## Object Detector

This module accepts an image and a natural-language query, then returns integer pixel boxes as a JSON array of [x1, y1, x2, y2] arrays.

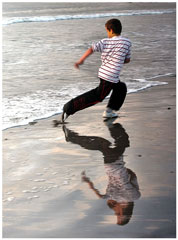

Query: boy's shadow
[[62, 120, 141, 226]]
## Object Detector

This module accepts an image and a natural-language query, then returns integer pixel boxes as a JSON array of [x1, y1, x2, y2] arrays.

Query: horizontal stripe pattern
[[92, 36, 131, 83]]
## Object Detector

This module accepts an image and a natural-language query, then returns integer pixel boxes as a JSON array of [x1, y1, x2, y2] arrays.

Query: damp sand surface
[[3, 75, 176, 238]]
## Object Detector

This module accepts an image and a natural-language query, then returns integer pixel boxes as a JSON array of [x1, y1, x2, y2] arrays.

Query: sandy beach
[[3, 74, 176, 238]]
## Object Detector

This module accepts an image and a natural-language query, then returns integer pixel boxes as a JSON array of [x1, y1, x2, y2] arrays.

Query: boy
[[61, 18, 131, 122]]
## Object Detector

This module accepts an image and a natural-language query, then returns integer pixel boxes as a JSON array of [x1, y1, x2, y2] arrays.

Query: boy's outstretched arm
[[81, 171, 104, 198], [74, 47, 93, 69]]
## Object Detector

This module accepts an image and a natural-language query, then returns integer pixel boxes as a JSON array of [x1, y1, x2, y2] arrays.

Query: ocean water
[[2, 3, 176, 129]]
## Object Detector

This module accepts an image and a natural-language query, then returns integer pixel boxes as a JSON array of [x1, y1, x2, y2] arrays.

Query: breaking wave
[[3, 9, 175, 26]]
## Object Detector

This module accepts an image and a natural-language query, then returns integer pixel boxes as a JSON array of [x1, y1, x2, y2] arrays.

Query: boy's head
[[107, 200, 134, 226], [105, 18, 122, 37]]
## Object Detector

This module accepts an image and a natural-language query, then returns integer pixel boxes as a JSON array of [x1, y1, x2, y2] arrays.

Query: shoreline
[[2, 74, 176, 238], [2, 72, 175, 131]]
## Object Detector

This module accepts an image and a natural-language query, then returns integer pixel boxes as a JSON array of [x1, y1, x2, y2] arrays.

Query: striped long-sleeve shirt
[[92, 36, 131, 83]]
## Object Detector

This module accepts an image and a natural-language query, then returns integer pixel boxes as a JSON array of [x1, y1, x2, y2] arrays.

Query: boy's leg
[[63, 79, 113, 116], [107, 81, 127, 111]]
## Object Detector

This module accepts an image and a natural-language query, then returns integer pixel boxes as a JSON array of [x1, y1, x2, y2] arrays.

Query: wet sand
[[2, 75, 176, 238]]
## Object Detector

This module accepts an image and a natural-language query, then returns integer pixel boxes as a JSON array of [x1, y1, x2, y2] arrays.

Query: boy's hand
[[74, 60, 84, 69], [74, 47, 93, 69], [124, 58, 130, 64]]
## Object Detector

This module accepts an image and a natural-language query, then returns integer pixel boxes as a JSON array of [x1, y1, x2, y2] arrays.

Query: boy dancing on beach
[[62, 18, 131, 122]]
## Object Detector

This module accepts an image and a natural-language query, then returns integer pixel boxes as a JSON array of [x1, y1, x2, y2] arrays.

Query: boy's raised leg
[[63, 79, 113, 118]]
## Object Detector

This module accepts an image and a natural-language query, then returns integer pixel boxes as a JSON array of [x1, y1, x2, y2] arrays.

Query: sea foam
[[3, 9, 175, 25]]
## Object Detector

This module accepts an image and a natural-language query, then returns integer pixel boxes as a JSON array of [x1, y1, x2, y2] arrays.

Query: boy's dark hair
[[105, 18, 122, 34]]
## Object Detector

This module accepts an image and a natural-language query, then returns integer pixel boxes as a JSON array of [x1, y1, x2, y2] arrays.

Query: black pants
[[63, 78, 127, 116]]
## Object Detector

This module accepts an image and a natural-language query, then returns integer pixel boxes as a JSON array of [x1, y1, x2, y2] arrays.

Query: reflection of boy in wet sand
[[62, 121, 141, 225]]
